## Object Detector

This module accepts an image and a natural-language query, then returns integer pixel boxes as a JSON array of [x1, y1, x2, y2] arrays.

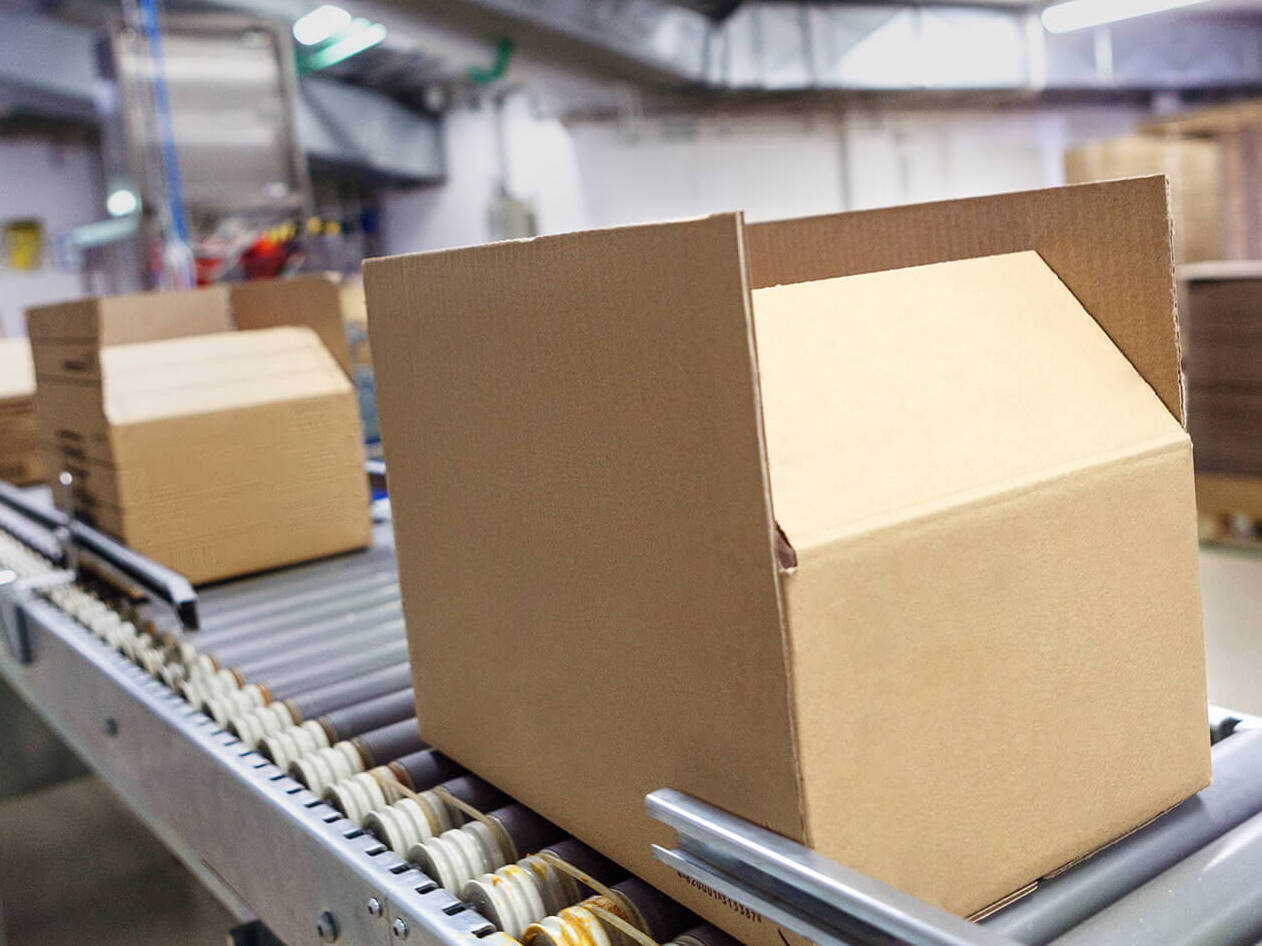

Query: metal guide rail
[[3, 485, 1262, 946]]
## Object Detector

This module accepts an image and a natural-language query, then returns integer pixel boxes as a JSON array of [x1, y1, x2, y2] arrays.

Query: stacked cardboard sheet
[[0, 338, 43, 486], [1180, 262, 1262, 521], [1064, 134, 1221, 263], [26, 275, 370, 584], [366, 178, 1209, 946]]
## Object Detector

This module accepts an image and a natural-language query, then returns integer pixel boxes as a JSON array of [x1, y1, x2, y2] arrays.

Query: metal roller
[[201, 638, 410, 725], [256, 682, 416, 762], [987, 728, 1262, 944], [1047, 808, 1262, 946], [235, 668, 413, 749]]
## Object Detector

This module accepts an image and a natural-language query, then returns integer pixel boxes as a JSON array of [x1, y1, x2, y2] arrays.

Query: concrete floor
[[0, 545, 1258, 945], [0, 775, 236, 946], [1200, 543, 1262, 716]]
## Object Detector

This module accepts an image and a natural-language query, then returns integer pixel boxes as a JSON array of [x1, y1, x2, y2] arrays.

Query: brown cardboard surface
[[27, 288, 370, 583], [230, 274, 353, 376], [366, 181, 1209, 943], [744, 176, 1185, 425], [366, 215, 803, 943], [1064, 136, 1220, 263], [1196, 471, 1262, 519], [752, 252, 1187, 550], [25, 287, 233, 343]]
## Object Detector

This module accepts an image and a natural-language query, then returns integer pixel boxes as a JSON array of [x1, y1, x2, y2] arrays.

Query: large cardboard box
[[366, 177, 1209, 944], [27, 274, 369, 583], [0, 338, 43, 486], [1065, 134, 1220, 263]]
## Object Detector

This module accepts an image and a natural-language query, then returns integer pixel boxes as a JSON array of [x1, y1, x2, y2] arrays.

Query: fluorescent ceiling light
[[293, 5, 352, 46], [1041, 0, 1212, 32], [106, 187, 139, 217]]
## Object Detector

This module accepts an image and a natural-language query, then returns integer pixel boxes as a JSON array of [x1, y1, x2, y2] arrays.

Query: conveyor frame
[[0, 593, 492, 946]]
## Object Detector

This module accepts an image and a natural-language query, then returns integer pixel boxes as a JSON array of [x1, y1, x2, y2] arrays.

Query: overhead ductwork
[[422, 0, 1262, 92]]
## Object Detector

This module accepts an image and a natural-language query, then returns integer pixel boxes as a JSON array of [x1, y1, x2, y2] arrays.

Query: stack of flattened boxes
[[366, 177, 1209, 946], [0, 338, 43, 486], [1180, 261, 1262, 531], [26, 274, 370, 584]]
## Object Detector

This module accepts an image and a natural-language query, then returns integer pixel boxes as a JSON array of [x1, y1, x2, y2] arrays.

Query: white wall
[[0, 134, 101, 337], [381, 67, 1149, 258]]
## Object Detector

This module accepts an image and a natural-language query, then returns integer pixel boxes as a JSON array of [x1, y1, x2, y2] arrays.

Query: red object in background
[[241, 231, 296, 280]]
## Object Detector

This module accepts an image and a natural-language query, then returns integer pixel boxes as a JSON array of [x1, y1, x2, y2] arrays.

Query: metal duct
[[435, 0, 1262, 91], [0, 9, 443, 182]]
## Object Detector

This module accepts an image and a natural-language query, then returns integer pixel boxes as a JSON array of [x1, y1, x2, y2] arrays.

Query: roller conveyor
[[3, 479, 1262, 946]]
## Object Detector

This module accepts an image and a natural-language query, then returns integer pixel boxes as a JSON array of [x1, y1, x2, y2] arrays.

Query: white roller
[[204, 685, 266, 726], [524, 905, 616, 946], [365, 798, 438, 856], [232, 703, 298, 747], [464, 859, 576, 940], [326, 771, 392, 825], [291, 741, 364, 794], [412, 821, 505, 895], [261, 720, 330, 770]]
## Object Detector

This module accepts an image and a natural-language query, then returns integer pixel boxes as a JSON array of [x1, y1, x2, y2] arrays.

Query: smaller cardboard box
[[26, 275, 369, 583], [0, 338, 44, 486], [367, 177, 1209, 946]]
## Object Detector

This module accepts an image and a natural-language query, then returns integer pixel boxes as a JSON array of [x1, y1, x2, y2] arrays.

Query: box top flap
[[754, 252, 1188, 553], [0, 338, 34, 403], [229, 273, 353, 376], [745, 177, 1184, 425], [26, 286, 233, 344], [99, 326, 351, 425], [364, 214, 807, 854]]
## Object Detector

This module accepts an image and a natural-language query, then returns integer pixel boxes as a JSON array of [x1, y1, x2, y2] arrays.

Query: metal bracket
[[0, 568, 75, 664], [646, 788, 1019, 946]]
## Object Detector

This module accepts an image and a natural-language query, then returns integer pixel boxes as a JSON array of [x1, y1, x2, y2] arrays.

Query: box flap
[[752, 252, 1188, 552], [99, 327, 351, 425], [229, 274, 353, 376], [745, 178, 1184, 425], [364, 214, 806, 871], [0, 338, 35, 404]]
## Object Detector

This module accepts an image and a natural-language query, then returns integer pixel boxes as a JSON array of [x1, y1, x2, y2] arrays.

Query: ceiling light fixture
[[293, 5, 352, 46]]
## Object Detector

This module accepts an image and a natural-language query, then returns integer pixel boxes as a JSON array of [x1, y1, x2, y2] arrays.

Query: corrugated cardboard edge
[[744, 176, 1185, 427], [735, 215, 812, 851]]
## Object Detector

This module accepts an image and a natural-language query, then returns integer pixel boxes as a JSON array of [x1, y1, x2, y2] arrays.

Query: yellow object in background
[[3, 218, 44, 271]]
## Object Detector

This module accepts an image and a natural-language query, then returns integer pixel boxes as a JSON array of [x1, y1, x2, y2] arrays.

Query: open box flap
[[745, 176, 1184, 426], [751, 251, 1189, 555], [365, 213, 807, 881]]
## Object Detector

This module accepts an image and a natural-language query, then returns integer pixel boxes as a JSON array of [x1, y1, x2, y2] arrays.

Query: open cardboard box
[[365, 177, 1210, 946], [26, 274, 369, 584], [0, 337, 43, 486]]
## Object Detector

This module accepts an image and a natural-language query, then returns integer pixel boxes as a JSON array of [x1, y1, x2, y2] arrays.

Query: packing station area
[[6, 2, 1262, 946]]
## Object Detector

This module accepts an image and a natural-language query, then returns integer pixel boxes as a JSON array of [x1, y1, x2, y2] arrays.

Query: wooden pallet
[[1197, 473, 1262, 549]]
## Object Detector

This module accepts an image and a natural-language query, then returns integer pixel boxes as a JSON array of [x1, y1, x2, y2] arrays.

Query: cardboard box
[[1065, 134, 1220, 262], [0, 338, 45, 486], [365, 177, 1209, 944], [27, 276, 369, 584], [1179, 262, 1262, 513]]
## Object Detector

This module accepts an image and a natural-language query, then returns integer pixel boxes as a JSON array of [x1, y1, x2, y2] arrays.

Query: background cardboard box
[[1064, 134, 1220, 263], [0, 338, 45, 486], [1179, 262, 1262, 522], [26, 276, 369, 584], [365, 178, 1208, 946]]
